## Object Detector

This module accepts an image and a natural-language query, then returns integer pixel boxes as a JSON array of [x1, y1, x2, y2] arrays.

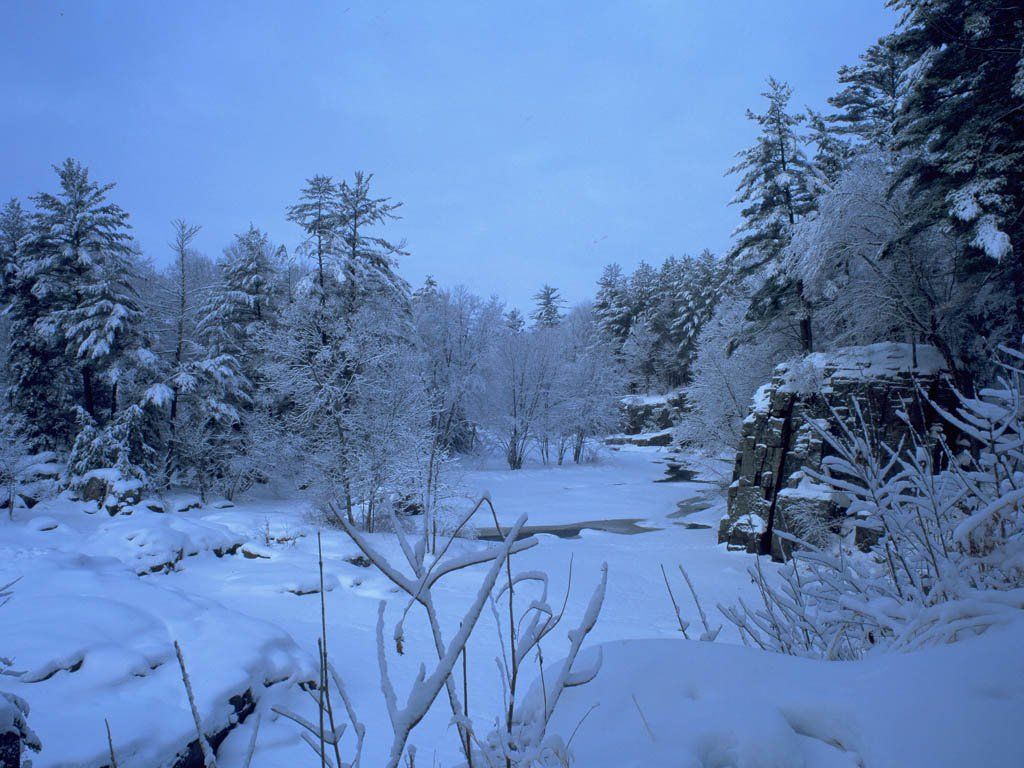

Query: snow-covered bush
[[310, 497, 607, 768], [721, 343, 1024, 658], [65, 405, 159, 505]]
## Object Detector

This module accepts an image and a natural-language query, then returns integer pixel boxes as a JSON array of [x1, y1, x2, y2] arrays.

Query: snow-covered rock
[[721, 343, 956, 557]]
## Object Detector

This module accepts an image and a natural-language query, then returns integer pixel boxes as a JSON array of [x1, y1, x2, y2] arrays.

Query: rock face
[[619, 392, 685, 435], [719, 343, 957, 559]]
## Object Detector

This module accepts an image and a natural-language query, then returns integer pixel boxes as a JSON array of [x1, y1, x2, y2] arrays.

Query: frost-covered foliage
[[677, 294, 794, 453], [722, 343, 1024, 659], [472, 303, 623, 470], [326, 497, 607, 768]]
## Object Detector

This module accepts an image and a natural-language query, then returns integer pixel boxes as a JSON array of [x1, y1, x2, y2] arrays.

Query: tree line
[[0, 168, 625, 531]]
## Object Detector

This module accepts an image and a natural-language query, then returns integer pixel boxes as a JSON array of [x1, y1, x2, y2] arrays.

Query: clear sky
[[1, 1, 896, 309]]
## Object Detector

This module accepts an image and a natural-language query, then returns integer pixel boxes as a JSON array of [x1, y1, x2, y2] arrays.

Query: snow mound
[[2, 552, 314, 767], [531, 628, 1024, 768], [83, 513, 245, 574]]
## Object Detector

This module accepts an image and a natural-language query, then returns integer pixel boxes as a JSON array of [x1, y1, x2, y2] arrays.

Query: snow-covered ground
[[2, 445, 1022, 766]]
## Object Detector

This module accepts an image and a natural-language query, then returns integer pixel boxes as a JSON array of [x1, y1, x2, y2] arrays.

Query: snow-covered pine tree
[[627, 260, 659, 320], [727, 78, 817, 353], [336, 171, 409, 315], [201, 224, 279, 378], [7, 160, 149, 447], [889, 0, 1024, 338], [286, 175, 341, 304], [671, 249, 725, 378], [190, 225, 280, 492], [0, 198, 28, 300], [268, 172, 424, 521], [531, 284, 565, 328], [806, 109, 852, 197], [505, 307, 526, 333], [828, 34, 905, 148], [150, 219, 221, 480], [646, 256, 690, 387], [593, 263, 631, 342]]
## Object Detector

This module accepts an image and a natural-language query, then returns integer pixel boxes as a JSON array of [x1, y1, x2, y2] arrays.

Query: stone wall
[[719, 343, 957, 559]]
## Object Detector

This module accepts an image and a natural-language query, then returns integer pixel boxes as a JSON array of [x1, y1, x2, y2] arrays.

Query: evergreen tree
[[10, 159, 145, 440], [621, 314, 659, 392], [806, 109, 852, 196], [0, 198, 28, 298], [671, 249, 725, 376], [286, 175, 341, 303], [594, 263, 631, 342], [889, 0, 1024, 335], [627, 261, 660, 320], [505, 307, 526, 333], [531, 284, 565, 328], [201, 224, 279, 372], [728, 78, 815, 276], [728, 79, 817, 352], [828, 34, 905, 147], [336, 171, 409, 314]]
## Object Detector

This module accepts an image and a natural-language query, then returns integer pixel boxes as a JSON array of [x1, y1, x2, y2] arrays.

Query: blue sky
[[1, 1, 895, 308]]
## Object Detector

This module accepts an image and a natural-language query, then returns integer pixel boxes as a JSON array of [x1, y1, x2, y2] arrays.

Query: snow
[[776, 342, 948, 395], [2, 445, 1021, 767], [620, 392, 676, 407], [532, 625, 1024, 768]]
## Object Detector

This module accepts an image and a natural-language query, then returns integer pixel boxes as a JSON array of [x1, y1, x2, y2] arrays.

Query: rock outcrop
[[719, 343, 957, 559], [619, 392, 685, 435]]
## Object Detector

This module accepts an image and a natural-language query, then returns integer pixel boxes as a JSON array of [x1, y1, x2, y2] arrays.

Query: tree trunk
[[573, 431, 585, 464], [82, 366, 95, 418]]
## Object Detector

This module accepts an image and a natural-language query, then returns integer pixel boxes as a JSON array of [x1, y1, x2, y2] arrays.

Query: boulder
[[81, 475, 108, 503], [720, 343, 957, 559]]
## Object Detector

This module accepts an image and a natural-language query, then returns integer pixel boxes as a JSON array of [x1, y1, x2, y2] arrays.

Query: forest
[[2, 1, 1023, 766]]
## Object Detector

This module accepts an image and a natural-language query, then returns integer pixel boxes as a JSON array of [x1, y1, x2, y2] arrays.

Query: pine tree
[[728, 79, 817, 352], [728, 78, 815, 276], [286, 175, 341, 303], [336, 171, 409, 314], [201, 224, 279, 369], [0, 199, 28, 299], [621, 314, 659, 393], [11, 159, 145, 438], [594, 263, 631, 342], [531, 284, 565, 328], [889, 0, 1024, 335], [671, 250, 725, 377], [806, 109, 852, 196], [828, 35, 905, 148], [627, 261, 660, 319], [504, 308, 526, 333]]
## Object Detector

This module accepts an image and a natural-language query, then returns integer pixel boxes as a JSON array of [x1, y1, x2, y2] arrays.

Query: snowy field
[[2, 445, 1023, 767]]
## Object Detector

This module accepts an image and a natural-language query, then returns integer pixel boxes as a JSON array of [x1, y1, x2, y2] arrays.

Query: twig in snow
[[678, 564, 721, 642], [241, 713, 261, 768], [174, 640, 217, 767], [660, 563, 690, 638], [104, 718, 119, 768], [630, 694, 656, 743]]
